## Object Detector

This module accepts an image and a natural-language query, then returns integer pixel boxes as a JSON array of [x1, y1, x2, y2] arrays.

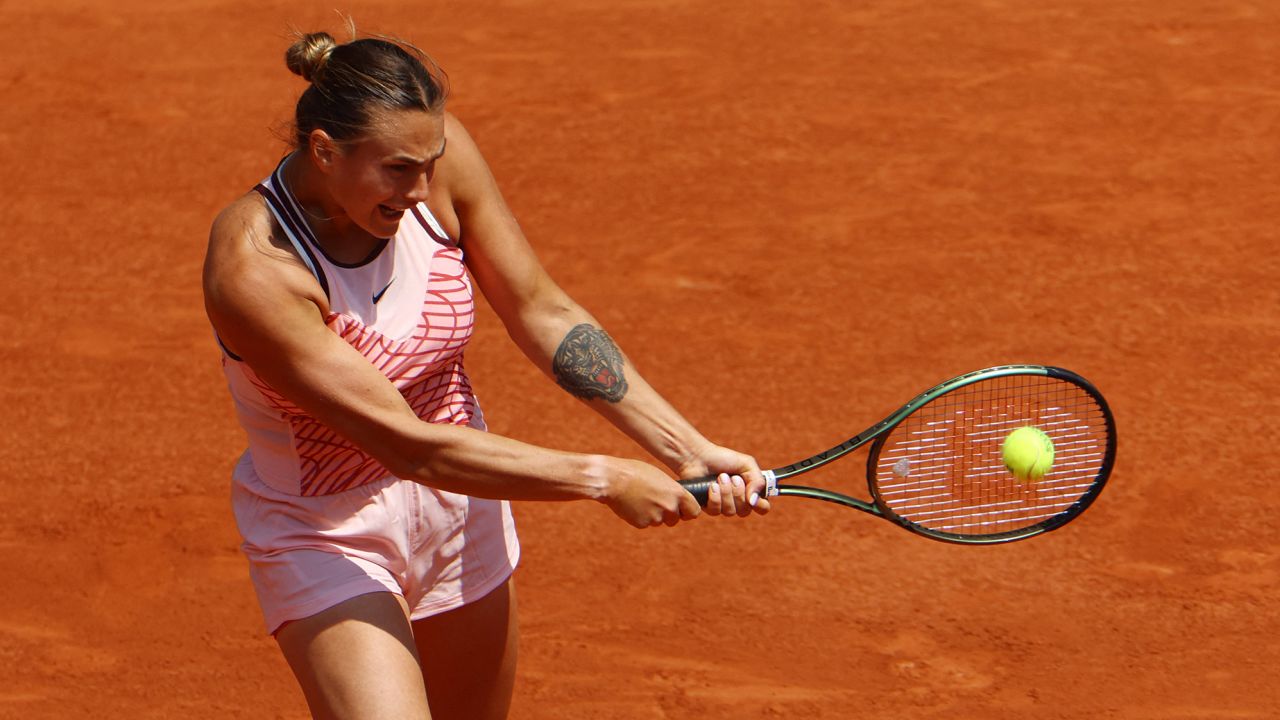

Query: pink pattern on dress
[[245, 247, 479, 496]]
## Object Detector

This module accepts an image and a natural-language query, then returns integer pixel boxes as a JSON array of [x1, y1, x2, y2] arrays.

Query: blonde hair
[[284, 26, 448, 148], [285, 31, 339, 83]]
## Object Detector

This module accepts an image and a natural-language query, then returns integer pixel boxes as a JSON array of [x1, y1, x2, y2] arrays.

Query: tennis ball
[[1001, 426, 1055, 482]]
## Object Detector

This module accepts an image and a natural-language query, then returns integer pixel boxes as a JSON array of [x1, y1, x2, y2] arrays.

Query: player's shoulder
[[209, 190, 306, 266], [204, 190, 315, 309], [441, 110, 470, 141], [210, 190, 272, 247], [437, 111, 498, 203]]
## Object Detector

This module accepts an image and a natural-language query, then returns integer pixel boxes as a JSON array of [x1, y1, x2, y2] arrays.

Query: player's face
[[325, 108, 446, 239]]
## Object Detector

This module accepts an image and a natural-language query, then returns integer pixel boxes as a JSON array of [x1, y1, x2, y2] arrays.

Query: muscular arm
[[442, 114, 734, 480], [201, 192, 697, 526], [552, 323, 628, 403]]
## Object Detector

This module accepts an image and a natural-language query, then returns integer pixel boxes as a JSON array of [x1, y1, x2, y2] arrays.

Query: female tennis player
[[202, 27, 769, 720]]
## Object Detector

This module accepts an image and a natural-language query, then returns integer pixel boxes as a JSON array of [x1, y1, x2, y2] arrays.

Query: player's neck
[[281, 152, 380, 260]]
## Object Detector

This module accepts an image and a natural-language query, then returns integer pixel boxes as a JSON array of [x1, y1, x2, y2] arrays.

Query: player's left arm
[[439, 112, 768, 515]]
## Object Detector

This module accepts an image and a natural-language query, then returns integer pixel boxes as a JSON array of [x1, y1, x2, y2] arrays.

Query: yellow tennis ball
[[1001, 426, 1055, 482]]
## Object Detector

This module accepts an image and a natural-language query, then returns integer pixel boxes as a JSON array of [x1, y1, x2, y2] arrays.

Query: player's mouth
[[378, 204, 408, 221]]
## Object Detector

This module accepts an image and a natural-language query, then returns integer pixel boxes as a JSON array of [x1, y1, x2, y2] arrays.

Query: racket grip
[[679, 477, 717, 507], [679, 471, 777, 507]]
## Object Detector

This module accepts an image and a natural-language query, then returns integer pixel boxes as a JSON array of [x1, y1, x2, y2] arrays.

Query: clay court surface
[[2, 0, 1278, 717]]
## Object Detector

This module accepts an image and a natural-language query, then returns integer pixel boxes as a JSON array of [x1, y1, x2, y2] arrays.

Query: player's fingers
[[704, 474, 723, 516], [663, 506, 682, 527], [717, 473, 738, 517], [731, 474, 751, 517], [678, 486, 701, 520], [651, 506, 671, 528], [738, 460, 771, 516], [746, 477, 771, 515]]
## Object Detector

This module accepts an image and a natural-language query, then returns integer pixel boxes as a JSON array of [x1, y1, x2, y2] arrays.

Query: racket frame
[[752, 364, 1116, 544]]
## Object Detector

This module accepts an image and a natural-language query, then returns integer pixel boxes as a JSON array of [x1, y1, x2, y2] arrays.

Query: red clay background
[[2, 0, 1277, 717]]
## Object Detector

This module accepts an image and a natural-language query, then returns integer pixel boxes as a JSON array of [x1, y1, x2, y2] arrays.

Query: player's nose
[[404, 173, 430, 203]]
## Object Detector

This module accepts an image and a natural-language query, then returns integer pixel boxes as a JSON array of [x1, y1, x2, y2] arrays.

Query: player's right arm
[[201, 194, 699, 528]]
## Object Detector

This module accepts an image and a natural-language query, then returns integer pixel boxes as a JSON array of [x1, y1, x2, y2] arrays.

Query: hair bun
[[285, 32, 338, 82]]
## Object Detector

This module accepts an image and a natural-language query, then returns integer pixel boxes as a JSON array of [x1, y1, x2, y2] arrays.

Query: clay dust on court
[[2, 1, 1276, 717]]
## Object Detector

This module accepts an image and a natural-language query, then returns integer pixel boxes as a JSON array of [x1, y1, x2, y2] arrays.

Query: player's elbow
[[369, 422, 471, 487], [503, 273, 570, 324], [377, 448, 426, 483]]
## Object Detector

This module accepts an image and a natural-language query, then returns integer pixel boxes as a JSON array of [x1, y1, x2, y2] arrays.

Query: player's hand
[[602, 458, 702, 529], [677, 444, 771, 517]]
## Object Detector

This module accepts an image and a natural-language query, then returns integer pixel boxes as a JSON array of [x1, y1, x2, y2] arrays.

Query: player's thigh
[[412, 579, 518, 720], [276, 591, 433, 720]]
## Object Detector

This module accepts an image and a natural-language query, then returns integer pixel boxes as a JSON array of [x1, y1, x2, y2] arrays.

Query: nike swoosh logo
[[372, 277, 395, 304]]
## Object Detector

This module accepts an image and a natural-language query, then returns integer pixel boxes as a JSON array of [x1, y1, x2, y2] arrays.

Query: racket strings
[[872, 375, 1110, 537]]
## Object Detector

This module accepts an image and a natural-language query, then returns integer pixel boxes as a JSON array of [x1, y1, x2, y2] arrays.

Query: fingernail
[[749, 492, 759, 507], [732, 475, 744, 488], [718, 473, 729, 483]]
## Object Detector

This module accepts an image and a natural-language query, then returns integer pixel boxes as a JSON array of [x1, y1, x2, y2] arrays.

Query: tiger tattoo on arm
[[552, 323, 629, 403]]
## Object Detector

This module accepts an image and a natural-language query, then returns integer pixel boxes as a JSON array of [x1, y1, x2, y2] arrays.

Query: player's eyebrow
[[390, 139, 447, 165]]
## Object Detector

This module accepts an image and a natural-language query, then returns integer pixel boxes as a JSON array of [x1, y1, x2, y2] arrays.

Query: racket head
[[865, 365, 1116, 544]]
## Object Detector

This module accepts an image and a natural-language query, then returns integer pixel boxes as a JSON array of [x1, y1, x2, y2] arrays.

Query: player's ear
[[308, 129, 340, 171]]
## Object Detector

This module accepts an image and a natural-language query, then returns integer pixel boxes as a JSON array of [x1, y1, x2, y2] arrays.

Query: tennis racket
[[681, 365, 1116, 544]]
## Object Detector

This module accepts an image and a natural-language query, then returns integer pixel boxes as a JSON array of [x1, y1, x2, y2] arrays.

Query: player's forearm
[[574, 366, 712, 476], [385, 422, 615, 501], [504, 299, 710, 473]]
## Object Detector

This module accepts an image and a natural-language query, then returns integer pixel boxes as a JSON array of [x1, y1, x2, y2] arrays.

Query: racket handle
[[679, 471, 778, 507], [679, 477, 717, 506]]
